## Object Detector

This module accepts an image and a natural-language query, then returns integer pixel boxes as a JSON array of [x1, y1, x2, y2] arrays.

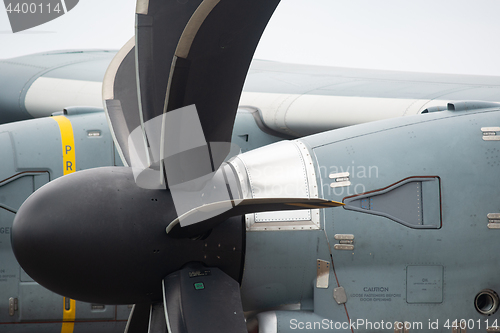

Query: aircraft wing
[[241, 60, 500, 137], [0, 50, 115, 124], [2, 50, 500, 141]]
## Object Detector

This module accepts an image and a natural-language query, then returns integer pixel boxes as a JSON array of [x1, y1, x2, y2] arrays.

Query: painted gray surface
[[0, 51, 116, 124], [241, 229, 329, 310], [70, 112, 115, 171], [0, 112, 128, 330], [245, 60, 500, 100], [230, 109, 285, 153], [42, 56, 112, 82], [406, 266, 444, 304], [238, 107, 499, 332], [344, 177, 441, 228], [305, 107, 500, 330], [5, 51, 500, 128]]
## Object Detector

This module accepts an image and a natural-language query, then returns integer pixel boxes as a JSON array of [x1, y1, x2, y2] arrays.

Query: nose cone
[[11, 167, 179, 304]]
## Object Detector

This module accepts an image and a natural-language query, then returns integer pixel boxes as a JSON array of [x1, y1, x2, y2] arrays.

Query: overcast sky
[[1, 0, 499, 76]]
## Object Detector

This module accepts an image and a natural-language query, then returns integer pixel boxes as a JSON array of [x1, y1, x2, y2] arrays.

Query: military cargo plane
[[1, 0, 500, 333]]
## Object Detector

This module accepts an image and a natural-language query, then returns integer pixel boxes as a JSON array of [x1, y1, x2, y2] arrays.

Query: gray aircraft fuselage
[[239, 105, 500, 332]]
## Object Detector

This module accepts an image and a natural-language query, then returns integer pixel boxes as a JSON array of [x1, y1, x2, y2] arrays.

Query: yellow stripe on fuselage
[[52, 116, 76, 175], [53, 115, 77, 333], [61, 297, 76, 333]]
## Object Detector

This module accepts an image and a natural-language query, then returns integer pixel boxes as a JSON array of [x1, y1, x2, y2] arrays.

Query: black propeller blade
[[125, 304, 151, 333], [103, 38, 141, 167], [135, 0, 206, 165], [160, 0, 282, 173], [148, 304, 168, 333], [135, 0, 205, 125], [125, 303, 168, 333], [163, 263, 247, 333], [167, 198, 344, 238]]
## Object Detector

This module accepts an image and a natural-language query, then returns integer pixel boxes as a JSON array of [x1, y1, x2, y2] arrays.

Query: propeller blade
[[125, 303, 168, 333], [103, 37, 142, 167], [160, 0, 281, 173], [135, 0, 205, 124], [125, 303, 151, 333], [167, 198, 344, 238], [148, 303, 168, 333], [135, 0, 205, 166], [163, 263, 247, 333], [133, 0, 281, 188]]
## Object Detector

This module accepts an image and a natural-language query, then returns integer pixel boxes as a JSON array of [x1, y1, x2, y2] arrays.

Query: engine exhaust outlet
[[475, 289, 499, 315]]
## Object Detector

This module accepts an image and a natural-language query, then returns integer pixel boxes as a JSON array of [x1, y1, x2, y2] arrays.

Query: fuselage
[[238, 105, 500, 332]]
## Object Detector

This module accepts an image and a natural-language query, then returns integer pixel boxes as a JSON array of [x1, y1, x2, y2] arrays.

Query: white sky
[[1, 0, 500, 76]]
